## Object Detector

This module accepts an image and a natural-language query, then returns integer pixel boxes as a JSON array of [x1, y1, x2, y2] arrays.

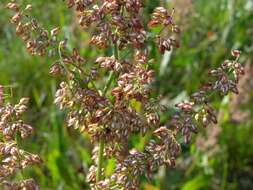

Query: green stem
[[102, 71, 114, 95], [113, 43, 119, 60], [96, 43, 119, 182], [58, 44, 69, 77], [15, 132, 25, 178], [96, 138, 104, 182]]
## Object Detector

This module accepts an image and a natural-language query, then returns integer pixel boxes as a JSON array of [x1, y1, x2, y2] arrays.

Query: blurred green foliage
[[0, 0, 253, 189]]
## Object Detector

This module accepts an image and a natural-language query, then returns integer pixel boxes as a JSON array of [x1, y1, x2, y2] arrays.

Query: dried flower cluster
[[7, 1, 244, 190], [0, 85, 42, 190], [6, 2, 61, 57], [173, 50, 244, 144], [148, 7, 180, 54], [230, 61, 252, 122]]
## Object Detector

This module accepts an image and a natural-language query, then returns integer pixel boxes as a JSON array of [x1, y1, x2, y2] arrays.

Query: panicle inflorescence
[[148, 7, 180, 54], [6, 2, 56, 56], [0, 85, 42, 190], [7, 1, 244, 189], [173, 50, 244, 144]]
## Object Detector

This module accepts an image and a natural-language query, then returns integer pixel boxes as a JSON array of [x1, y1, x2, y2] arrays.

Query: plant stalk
[[96, 42, 119, 182]]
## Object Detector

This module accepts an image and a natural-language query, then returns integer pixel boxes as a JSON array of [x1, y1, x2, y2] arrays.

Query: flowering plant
[[6, 1, 244, 189], [0, 85, 42, 189]]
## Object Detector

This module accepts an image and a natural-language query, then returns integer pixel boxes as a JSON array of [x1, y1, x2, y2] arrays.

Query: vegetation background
[[1, 0, 253, 189]]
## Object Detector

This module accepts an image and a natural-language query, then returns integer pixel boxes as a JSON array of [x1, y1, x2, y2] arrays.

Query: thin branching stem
[[96, 43, 119, 182]]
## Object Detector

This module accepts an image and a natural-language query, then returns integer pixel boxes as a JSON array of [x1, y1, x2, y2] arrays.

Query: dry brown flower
[[0, 86, 42, 190]]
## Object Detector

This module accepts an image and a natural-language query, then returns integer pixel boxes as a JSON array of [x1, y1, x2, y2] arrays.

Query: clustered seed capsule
[[0, 86, 41, 189], [149, 7, 180, 54], [209, 51, 244, 95], [67, 0, 148, 49], [6, 2, 63, 57], [172, 50, 243, 143]]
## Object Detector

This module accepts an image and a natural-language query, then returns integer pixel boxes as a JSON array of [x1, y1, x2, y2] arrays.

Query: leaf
[[182, 175, 209, 190]]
